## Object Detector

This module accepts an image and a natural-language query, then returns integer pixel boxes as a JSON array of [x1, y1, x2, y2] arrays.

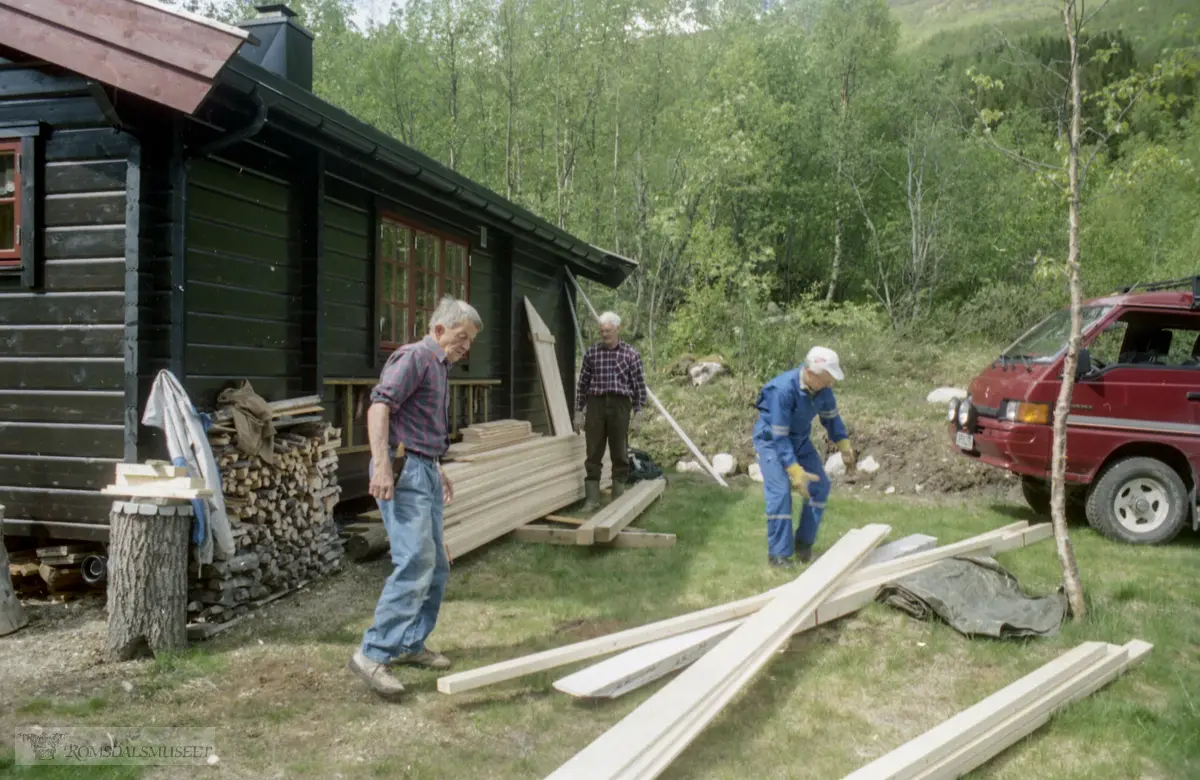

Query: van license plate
[[956, 432, 974, 451]]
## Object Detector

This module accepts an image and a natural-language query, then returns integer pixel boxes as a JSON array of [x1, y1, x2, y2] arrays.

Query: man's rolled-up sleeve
[[371, 350, 423, 410]]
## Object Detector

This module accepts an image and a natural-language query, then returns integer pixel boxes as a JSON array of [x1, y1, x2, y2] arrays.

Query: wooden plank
[[44, 193, 126, 227], [554, 533, 941, 700], [2, 517, 109, 542], [44, 160, 127, 194], [593, 479, 665, 544], [523, 297, 573, 437], [842, 642, 1112, 780], [0, 423, 122, 457], [100, 484, 212, 499], [0, 488, 111, 523], [437, 523, 1035, 696], [444, 480, 585, 559], [0, 455, 117, 490], [913, 640, 1153, 780], [43, 128, 131, 163], [45, 227, 125, 260], [0, 292, 123, 325], [0, 325, 122, 357], [116, 463, 188, 479], [0, 390, 123, 424], [511, 525, 676, 549], [0, 359, 123, 390], [545, 525, 891, 780], [44, 259, 126, 292]]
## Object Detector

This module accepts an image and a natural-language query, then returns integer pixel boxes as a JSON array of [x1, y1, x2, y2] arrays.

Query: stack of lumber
[[440, 435, 587, 558], [445, 419, 540, 460], [188, 398, 345, 627], [842, 639, 1152, 780]]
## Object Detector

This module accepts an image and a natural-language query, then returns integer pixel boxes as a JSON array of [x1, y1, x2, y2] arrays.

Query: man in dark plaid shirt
[[348, 295, 481, 701], [574, 310, 647, 510]]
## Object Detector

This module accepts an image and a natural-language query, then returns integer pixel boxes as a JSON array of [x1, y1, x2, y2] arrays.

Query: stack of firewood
[[188, 396, 346, 626]]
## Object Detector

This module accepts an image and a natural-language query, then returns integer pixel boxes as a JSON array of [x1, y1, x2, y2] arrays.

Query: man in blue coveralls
[[753, 346, 856, 567]]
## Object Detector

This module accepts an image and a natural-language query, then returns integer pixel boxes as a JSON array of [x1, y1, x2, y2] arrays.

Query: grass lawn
[[2, 475, 1197, 779]]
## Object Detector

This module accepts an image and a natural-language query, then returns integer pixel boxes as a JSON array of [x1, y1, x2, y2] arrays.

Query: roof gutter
[[187, 89, 268, 161]]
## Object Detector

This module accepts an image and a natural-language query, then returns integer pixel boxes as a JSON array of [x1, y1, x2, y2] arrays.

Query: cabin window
[[0, 140, 20, 269], [378, 213, 471, 350]]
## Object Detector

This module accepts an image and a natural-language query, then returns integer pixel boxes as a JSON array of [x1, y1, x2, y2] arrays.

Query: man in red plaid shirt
[[574, 310, 647, 510]]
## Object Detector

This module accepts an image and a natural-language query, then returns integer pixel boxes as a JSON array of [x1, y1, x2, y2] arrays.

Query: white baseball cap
[[804, 346, 844, 381]]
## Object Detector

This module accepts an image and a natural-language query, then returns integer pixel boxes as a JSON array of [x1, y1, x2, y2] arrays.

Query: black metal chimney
[[237, 4, 314, 91]]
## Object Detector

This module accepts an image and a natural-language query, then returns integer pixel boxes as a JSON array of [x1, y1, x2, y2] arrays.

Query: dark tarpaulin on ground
[[877, 555, 1068, 639]]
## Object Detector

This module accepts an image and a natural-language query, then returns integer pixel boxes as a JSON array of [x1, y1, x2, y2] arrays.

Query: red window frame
[[0, 140, 20, 268], [378, 212, 471, 351]]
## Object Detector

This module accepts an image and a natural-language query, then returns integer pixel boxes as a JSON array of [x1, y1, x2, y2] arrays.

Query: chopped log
[[345, 524, 389, 561], [106, 501, 192, 661]]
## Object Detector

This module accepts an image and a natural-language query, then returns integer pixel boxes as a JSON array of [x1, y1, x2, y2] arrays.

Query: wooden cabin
[[0, 1, 634, 543]]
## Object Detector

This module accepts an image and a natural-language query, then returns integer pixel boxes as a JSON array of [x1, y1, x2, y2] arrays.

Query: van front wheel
[[1085, 457, 1188, 545]]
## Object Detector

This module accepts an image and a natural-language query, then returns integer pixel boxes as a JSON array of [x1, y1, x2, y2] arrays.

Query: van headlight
[[1002, 401, 1051, 424], [957, 396, 972, 427], [947, 398, 960, 422]]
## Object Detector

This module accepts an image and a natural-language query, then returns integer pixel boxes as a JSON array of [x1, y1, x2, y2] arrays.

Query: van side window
[[1090, 311, 1200, 369], [1090, 321, 1128, 367]]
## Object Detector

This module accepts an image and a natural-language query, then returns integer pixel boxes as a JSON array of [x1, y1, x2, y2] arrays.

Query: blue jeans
[[360, 454, 449, 663], [754, 436, 831, 559]]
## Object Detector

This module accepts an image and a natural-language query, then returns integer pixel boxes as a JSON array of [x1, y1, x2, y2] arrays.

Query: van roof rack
[[1118, 276, 1200, 309]]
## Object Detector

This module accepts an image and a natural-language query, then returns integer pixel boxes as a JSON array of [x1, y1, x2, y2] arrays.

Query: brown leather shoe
[[348, 650, 406, 699]]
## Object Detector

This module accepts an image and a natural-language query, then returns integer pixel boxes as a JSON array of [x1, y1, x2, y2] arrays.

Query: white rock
[[857, 455, 880, 474], [712, 453, 737, 476], [885, 486, 896, 495], [689, 362, 726, 387], [675, 459, 703, 474], [748, 463, 763, 482], [927, 387, 967, 405], [825, 453, 846, 476]]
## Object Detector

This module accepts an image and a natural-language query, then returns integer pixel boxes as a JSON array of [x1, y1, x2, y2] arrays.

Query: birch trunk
[[1051, 0, 1087, 620]]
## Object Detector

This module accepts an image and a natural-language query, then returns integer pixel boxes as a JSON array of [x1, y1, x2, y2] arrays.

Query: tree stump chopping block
[[105, 501, 192, 661], [1, 504, 29, 637]]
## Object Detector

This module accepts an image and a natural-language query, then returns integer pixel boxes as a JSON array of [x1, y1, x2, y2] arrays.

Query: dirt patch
[[552, 617, 628, 641]]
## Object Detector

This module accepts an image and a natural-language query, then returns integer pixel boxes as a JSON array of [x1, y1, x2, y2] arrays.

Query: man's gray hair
[[429, 295, 483, 332], [598, 311, 622, 328]]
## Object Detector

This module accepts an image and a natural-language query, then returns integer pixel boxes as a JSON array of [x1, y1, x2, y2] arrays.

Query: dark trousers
[[585, 394, 632, 482]]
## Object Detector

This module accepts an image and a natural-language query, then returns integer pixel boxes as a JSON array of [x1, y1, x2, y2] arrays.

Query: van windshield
[[1000, 305, 1112, 363]]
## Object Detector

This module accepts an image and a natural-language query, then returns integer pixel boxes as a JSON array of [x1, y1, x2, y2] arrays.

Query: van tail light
[[1004, 401, 1051, 424]]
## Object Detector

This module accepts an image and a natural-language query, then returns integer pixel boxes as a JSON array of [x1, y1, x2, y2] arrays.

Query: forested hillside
[[179, 0, 1199, 376]]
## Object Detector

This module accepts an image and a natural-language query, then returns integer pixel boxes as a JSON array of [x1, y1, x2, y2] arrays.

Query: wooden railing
[[324, 378, 502, 455]]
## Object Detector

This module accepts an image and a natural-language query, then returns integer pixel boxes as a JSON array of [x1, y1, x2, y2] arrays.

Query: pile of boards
[[445, 420, 540, 459], [440, 435, 588, 558], [431, 520, 1149, 779]]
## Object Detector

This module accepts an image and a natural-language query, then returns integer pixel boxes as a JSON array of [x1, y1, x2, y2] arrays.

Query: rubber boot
[[611, 479, 626, 500], [583, 480, 601, 512]]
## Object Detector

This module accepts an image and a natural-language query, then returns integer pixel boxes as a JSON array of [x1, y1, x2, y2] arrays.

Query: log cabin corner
[[0, 0, 635, 543]]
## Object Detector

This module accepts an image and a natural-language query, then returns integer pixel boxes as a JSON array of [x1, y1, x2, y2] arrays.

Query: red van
[[948, 277, 1200, 545]]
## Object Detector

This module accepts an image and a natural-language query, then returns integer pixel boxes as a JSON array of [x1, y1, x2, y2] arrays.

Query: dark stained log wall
[[0, 58, 131, 540]]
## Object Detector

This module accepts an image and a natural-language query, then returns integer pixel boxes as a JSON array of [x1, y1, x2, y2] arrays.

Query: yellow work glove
[[786, 463, 820, 499], [837, 439, 856, 472]]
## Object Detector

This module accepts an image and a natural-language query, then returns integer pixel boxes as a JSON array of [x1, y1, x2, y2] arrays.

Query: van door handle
[[1188, 392, 1200, 402]]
